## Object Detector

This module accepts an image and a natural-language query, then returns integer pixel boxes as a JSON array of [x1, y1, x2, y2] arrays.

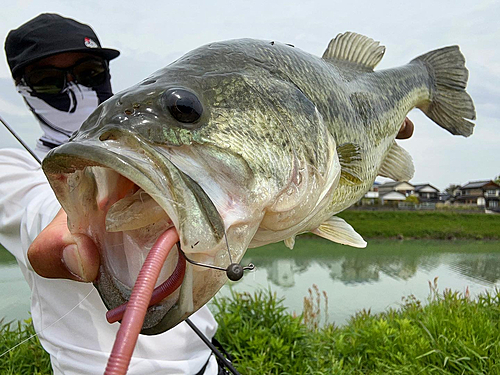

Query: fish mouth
[[42, 133, 228, 334]]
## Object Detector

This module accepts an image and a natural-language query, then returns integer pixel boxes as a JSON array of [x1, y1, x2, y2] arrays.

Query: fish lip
[[42, 139, 224, 333]]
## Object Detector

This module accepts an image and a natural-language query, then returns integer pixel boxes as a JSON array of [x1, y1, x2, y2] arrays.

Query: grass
[[337, 210, 500, 240], [213, 284, 500, 374], [2, 286, 500, 374], [0, 319, 51, 375]]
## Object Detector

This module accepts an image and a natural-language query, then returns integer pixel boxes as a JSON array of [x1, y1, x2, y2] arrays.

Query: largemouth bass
[[42, 32, 475, 334]]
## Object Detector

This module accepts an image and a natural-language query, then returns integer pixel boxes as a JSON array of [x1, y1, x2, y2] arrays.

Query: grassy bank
[[337, 210, 500, 240], [2, 286, 500, 374], [214, 287, 500, 374]]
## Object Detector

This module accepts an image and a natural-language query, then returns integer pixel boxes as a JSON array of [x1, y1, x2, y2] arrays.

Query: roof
[[378, 181, 399, 187], [413, 183, 440, 192], [460, 180, 500, 189], [378, 181, 415, 189]]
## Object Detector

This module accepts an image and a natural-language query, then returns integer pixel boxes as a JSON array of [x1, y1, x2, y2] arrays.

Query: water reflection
[[2, 239, 500, 325], [218, 238, 500, 324], [450, 254, 500, 285], [243, 238, 500, 288]]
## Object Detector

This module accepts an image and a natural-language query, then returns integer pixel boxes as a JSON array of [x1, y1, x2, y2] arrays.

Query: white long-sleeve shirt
[[0, 148, 218, 375]]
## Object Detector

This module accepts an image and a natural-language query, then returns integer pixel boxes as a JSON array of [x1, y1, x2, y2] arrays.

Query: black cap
[[5, 13, 120, 77]]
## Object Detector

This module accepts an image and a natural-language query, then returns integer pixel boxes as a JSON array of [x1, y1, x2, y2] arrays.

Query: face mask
[[17, 79, 113, 151]]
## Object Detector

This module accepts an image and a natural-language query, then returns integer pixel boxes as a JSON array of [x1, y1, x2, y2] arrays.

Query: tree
[[445, 184, 460, 196], [405, 195, 419, 204], [494, 175, 500, 184]]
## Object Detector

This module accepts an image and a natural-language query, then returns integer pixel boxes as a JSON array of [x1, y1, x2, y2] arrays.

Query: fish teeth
[[105, 189, 169, 232]]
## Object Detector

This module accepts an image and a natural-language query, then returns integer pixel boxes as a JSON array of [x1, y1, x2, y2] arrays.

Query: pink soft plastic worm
[[106, 245, 186, 323], [104, 228, 180, 375]]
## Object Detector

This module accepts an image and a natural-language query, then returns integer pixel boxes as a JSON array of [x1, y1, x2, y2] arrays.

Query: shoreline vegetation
[[1, 210, 499, 373], [213, 286, 500, 374], [338, 209, 500, 240], [2, 286, 500, 374]]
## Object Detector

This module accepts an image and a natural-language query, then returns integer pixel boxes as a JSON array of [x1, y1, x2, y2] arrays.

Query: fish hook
[[178, 242, 255, 281]]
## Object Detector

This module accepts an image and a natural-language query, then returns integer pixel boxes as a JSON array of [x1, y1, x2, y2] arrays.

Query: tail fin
[[412, 46, 476, 137]]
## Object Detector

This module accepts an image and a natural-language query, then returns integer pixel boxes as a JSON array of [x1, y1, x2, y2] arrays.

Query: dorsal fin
[[322, 32, 386, 71]]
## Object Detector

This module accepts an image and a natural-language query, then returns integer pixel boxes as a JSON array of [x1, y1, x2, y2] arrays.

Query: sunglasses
[[23, 58, 108, 95]]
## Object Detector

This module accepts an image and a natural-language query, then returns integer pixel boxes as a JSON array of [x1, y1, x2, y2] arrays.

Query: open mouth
[[42, 137, 226, 334], [88, 169, 187, 327]]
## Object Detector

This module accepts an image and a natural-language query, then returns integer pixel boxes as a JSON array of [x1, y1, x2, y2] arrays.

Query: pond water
[[1, 238, 500, 325]]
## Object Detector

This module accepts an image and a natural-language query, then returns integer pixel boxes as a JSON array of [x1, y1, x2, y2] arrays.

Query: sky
[[0, 0, 498, 191]]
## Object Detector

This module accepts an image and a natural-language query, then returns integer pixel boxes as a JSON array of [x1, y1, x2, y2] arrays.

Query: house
[[377, 181, 414, 204], [413, 183, 440, 203], [453, 180, 500, 209], [360, 181, 380, 205], [438, 192, 451, 202]]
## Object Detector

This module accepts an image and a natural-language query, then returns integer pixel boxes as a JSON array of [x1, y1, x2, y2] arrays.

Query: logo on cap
[[84, 37, 98, 48]]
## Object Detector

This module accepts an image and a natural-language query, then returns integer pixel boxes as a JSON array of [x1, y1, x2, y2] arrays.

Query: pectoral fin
[[378, 141, 414, 182], [311, 216, 367, 248], [338, 143, 363, 185]]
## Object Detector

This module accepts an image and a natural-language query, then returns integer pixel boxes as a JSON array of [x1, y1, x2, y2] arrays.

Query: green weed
[[0, 319, 51, 374], [2, 286, 500, 374], [213, 286, 500, 374]]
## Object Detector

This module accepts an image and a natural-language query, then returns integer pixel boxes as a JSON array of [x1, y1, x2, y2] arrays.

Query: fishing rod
[[0, 115, 41, 164], [0, 114, 241, 375]]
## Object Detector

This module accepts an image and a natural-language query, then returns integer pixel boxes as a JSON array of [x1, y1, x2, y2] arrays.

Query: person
[[0, 13, 221, 375]]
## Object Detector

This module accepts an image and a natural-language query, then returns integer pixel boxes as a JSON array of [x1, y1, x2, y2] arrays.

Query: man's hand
[[397, 117, 414, 139], [28, 209, 100, 282]]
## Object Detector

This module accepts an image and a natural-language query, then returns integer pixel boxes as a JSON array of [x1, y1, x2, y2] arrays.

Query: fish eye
[[162, 88, 203, 125]]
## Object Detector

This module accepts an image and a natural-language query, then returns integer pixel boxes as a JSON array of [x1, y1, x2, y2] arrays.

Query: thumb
[[28, 210, 100, 282]]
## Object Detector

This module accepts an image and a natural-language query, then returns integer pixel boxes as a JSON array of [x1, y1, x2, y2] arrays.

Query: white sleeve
[[0, 148, 60, 267], [0, 148, 219, 375]]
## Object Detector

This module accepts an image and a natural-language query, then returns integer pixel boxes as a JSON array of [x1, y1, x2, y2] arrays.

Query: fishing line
[[180, 246, 255, 282], [0, 287, 96, 359], [0, 114, 103, 360]]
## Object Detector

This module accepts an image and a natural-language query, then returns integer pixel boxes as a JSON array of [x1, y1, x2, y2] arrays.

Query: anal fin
[[311, 216, 367, 248]]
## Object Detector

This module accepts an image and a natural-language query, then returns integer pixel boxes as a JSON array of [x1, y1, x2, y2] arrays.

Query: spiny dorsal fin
[[322, 32, 386, 71], [337, 143, 363, 185], [378, 141, 415, 181], [311, 216, 367, 248]]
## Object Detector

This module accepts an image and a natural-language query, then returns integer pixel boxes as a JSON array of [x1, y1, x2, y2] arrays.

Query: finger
[[28, 210, 100, 282], [396, 117, 414, 139]]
